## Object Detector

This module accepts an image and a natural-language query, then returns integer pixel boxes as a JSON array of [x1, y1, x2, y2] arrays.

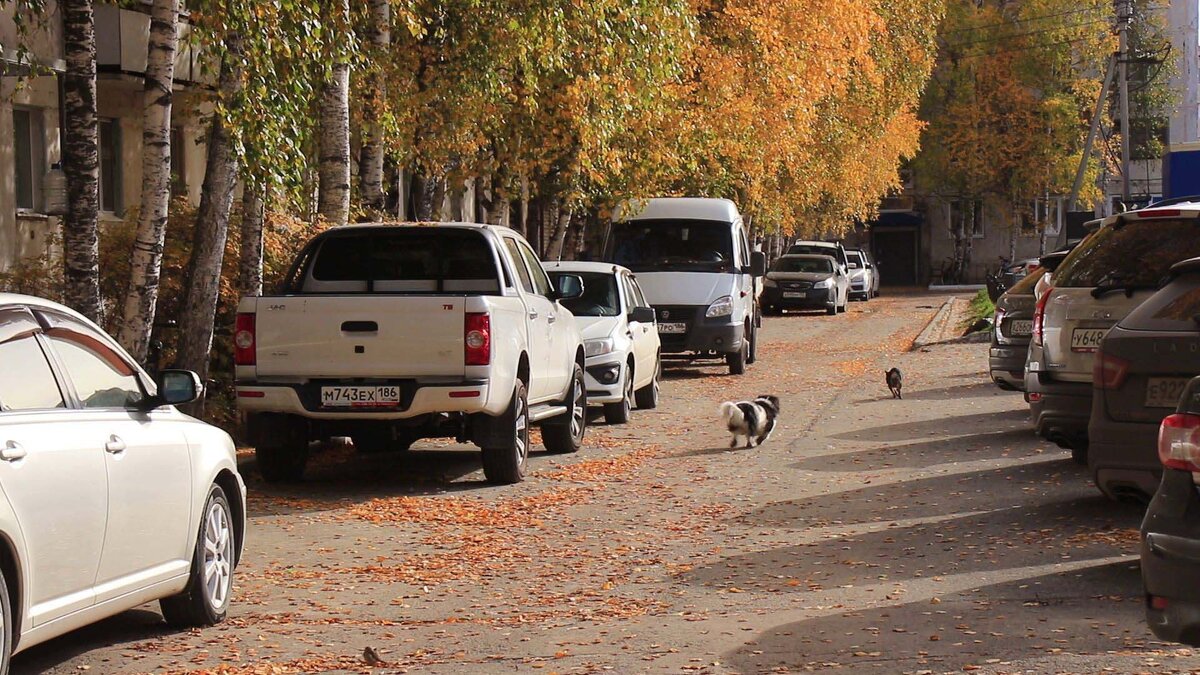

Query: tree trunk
[[239, 181, 265, 297], [546, 201, 571, 261], [174, 33, 243, 400], [61, 0, 103, 323], [358, 0, 389, 214], [448, 179, 465, 221], [317, 0, 351, 226], [117, 0, 180, 362], [410, 172, 439, 221]]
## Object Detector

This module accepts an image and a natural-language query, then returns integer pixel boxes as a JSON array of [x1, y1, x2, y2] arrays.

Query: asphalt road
[[16, 291, 1199, 674]]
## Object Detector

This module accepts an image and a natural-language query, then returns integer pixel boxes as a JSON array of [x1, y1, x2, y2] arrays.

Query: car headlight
[[584, 338, 615, 357], [763, 278, 778, 288], [705, 295, 734, 318], [813, 278, 833, 289]]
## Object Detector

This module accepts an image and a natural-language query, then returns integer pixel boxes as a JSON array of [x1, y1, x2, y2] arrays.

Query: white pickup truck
[[233, 223, 588, 484]]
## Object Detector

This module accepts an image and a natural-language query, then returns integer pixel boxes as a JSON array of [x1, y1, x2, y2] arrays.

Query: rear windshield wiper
[[1091, 283, 1155, 298]]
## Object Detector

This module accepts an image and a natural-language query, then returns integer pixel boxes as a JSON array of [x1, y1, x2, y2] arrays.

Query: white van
[[603, 198, 766, 375]]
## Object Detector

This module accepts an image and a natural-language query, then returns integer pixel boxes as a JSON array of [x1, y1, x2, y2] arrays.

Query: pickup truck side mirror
[[144, 369, 203, 409], [750, 251, 767, 277], [554, 273, 585, 300], [629, 306, 656, 324]]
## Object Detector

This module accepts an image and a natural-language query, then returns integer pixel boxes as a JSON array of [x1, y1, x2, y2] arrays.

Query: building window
[[170, 127, 187, 197], [13, 108, 45, 211], [98, 118, 121, 213], [948, 199, 984, 239]]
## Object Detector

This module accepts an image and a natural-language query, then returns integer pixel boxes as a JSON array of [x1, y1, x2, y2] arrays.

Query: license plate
[[1070, 328, 1108, 352], [320, 385, 401, 408], [782, 292, 804, 298], [1146, 378, 1190, 408], [1010, 319, 1033, 336], [658, 322, 687, 334]]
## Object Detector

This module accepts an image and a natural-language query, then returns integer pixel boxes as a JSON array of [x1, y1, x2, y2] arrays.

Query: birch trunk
[[411, 173, 438, 221], [317, 0, 351, 226], [117, 0, 180, 361], [238, 182, 265, 297], [61, 0, 103, 323], [174, 34, 243, 396], [359, 0, 389, 214], [546, 201, 571, 261], [448, 179, 465, 221]]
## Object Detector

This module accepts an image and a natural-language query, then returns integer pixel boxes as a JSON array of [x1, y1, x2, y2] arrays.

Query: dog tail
[[719, 401, 743, 428]]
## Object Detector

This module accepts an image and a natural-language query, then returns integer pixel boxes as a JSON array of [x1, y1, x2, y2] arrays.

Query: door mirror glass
[[629, 306, 656, 324], [554, 274, 585, 300], [157, 370, 202, 406], [750, 251, 767, 277]]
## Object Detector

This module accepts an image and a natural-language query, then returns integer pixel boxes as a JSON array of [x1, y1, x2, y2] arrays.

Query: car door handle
[[547, 313, 557, 323], [105, 435, 126, 454], [529, 310, 539, 320], [0, 441, 26, 462]]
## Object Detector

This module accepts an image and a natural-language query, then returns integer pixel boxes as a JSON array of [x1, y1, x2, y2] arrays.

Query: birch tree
[[358, 0, 390, 215], [61, 0, 103, 322], [238, 181, 265, 297], [117, 0, 180, 362], [317, 0, 352, 225]]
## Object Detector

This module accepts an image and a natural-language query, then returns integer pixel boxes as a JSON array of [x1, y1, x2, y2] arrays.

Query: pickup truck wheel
[[726, 335, 748, 375], [255, 443, 308, 483], [604, 368, 634, 425], [634, 357, 660, 409], [543, 364, 587, 453], [482, 381, 530, 484]]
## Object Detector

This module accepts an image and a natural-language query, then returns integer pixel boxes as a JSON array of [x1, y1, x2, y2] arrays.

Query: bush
[[965, 288, 995, 333]]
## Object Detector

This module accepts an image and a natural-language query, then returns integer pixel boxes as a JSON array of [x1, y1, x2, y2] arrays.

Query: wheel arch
[[0, 531, 23, 650], [213, 470, 245, 567], [517, 352, 530, 386]]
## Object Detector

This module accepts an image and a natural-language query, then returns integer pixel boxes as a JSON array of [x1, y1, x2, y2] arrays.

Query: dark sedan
[[761, 254, 848, 316]]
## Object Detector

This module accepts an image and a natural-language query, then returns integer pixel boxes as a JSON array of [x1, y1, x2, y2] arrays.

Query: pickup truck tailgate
[[255, 296, 466, 378]]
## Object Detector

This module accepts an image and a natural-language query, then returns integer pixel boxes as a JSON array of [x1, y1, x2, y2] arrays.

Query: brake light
[[1032, 287, 1053, 346], [234, 313, 256, 366], [1137, 209, 1182, 219], [1158, 413, 1200, 471], [1092, 350, 1130, 390], [465, 313, 491, 366]]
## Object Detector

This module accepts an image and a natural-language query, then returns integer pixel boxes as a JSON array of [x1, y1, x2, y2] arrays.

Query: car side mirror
[[750, 251, 767, 277], [150, 369, 203, 408], [629, 306, 656, 324], [554, 273, 585, 300], [866, 263, 874, 269]]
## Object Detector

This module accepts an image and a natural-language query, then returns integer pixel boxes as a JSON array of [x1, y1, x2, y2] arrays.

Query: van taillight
[[1158, 413, 1200, 471], [234, 313, 256, 366], [465, 313, 491, 366], [1092, 350, 1130, 390], [1032, 287, 1052, 346]]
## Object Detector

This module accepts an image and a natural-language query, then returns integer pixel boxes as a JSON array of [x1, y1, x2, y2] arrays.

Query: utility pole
[[1117, 0, 1133, 203]]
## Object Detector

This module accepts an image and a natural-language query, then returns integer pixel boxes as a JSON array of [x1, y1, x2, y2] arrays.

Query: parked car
[[235, 223, 588, 485], [787, 240, 849, 271], [1141, 375, 1200, 645], [1089, 257, 1200, 502], [605, 198, 766, 375], [762, 254, 849, 315], [544, 261, 661, 424], [1026, 201, 1200, 462], [990, 245, 1080, 391], [0, 294, 246, 672], [846, 248, 879, 300]]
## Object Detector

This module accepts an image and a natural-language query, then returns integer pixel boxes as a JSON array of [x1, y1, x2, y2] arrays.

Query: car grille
[[653, 305, 702, 351], [780, 281, 812, 291]]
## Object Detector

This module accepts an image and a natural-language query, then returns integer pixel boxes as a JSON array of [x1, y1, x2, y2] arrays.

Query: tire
[[161, 484, 236, 627], [604, 365, 634, 424], [826, 305, 837, 316], [1071, 445, 1088, 465], [746, 319, 758, 365], [0, 561, 11, 675], [481, 380, 531, 483], [544, 363, 588, 453], [255, 442, 308, 483], [726, 337, 748, 375], [634, 356, 661, 409]]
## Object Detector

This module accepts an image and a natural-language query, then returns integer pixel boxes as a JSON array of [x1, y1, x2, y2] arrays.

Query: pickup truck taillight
[[1159, 413, 1200, 471], [1031, 287, 1052, 346], [234, 313, 256, 366], [465, 313, 490, 366]]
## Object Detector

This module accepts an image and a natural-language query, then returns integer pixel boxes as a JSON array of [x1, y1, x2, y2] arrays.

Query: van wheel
[[482, 380, 530, 483], [161, 484, 235, 627], [544, 364, 587, 453], [826, 305, 837, 316], [746, 320, 758, 365], [604, 366, 633, 425], [727, 337, 748, 375], [635, 356, 661, 409], [0, 561, 11, 675]]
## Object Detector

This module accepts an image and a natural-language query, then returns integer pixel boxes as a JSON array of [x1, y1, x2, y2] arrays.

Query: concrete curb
[[911, 297, 956, 350]]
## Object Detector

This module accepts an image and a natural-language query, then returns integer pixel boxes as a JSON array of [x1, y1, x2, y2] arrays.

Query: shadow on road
[[792, 428, 1044, 471], [11, 609, 169, 675], [724, 558, 1146, 674], [831, 409, 1029, 443], [857, 381, 1005, 402]]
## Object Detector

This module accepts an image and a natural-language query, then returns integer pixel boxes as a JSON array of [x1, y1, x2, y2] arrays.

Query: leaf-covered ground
[[14, 292, 1198, 674]]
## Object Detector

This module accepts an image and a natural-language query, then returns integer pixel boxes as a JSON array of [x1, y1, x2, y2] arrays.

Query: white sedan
[[0, 294, 246, 671], [545, 262, 661, 424]]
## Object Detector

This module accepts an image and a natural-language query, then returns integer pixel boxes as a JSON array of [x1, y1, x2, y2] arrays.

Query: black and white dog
[[719, 395, 781, 449]]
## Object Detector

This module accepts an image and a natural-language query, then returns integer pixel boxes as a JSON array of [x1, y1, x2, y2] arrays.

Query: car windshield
[[772, 257, 832, 274], [846, 252, 864, 268], [1008, 267, 1047, 295], [549, 271, 621, 317], [788, 244, 839, 260], [1053, 218, 1200, 288], [608, 219, 735, 273]]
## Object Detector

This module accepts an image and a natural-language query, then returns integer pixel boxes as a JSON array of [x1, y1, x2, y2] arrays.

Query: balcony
[[95, 3, 206, 84]]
